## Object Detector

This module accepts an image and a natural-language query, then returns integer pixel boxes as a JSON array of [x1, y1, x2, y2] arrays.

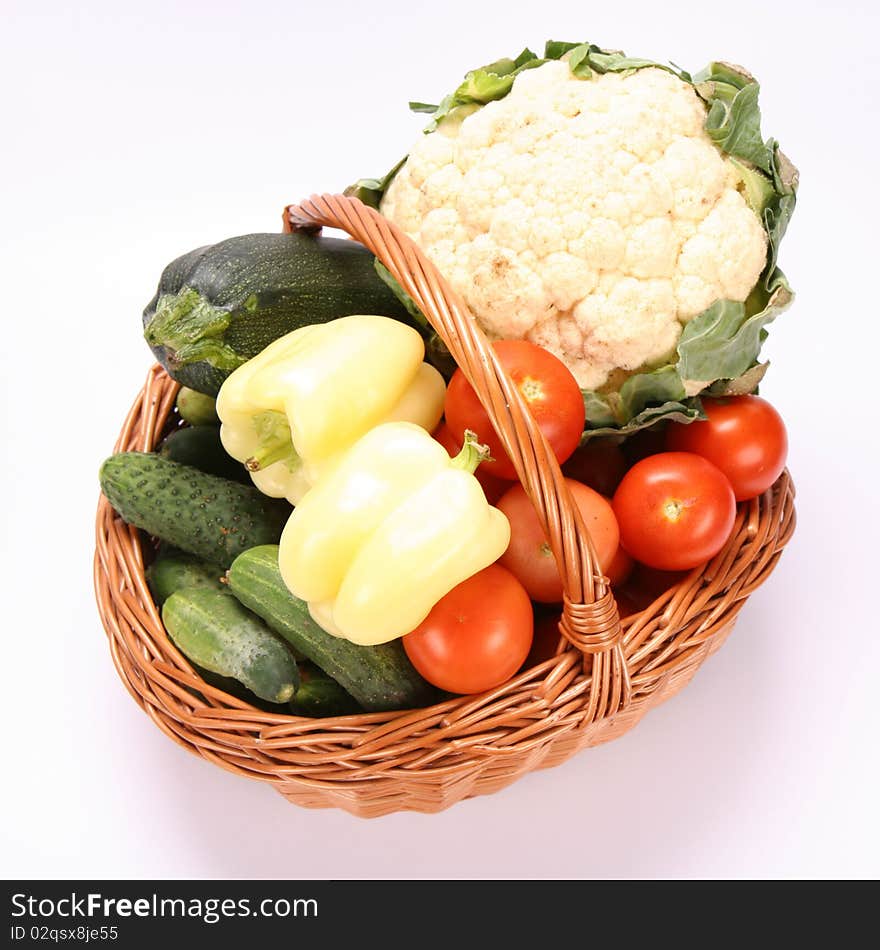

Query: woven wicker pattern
[[93, 195, 796, 817]]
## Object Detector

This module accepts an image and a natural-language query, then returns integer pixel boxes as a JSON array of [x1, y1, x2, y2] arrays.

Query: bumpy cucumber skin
[[162, 588, 299, 703], [289, 664, 361, 718], [176, 388, 220, 426], [143, 233, 412, 395], [99, 452, 290, 568], [194, 665, 288, 711], [227, 546, 436, 712], [159, 425, 249, 483], [146, 551, 225, 605]]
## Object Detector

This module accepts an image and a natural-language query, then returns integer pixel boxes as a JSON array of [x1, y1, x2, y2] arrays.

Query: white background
[[2, 0, 878, 880]]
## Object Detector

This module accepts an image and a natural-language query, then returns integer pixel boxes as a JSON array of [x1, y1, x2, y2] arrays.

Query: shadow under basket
[[93, 194, 796, 818]]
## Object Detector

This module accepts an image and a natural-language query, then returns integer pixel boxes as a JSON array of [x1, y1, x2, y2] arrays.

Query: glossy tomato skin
[[497, 479, 620, 603], [403, 564, 533, 694], [445, 340, 586, 481], [612, 452, 736, 571], [432, 423, 507, 505], [526, 610, 564, 668], [562, 439, 628, 497], [605, 544, 634, 588], [666, 395, 788, 501]]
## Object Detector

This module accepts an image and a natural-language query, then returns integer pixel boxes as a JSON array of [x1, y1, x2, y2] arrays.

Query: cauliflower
[[352, 42, 797, 430]]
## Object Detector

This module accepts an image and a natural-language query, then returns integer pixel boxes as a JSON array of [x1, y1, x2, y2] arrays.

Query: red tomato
[[433, 423, 507, 504], [562, 439, 628, 496], [621, 424, 668, 466], [606, 545, 634, 588], [666, 395, 788, 501], [497, 479, 620, 603], [612, 452, 736, 571], [432, 422, 461, 457], [445, 340, 586, 481], [527, 610, 564, 667], [403, 564, 533, 694]]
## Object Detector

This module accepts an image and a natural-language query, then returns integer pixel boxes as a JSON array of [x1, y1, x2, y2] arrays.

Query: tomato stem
[[663, 499, 684, 522], [663, 496, 697, 522], [519, 376, 543, 402]]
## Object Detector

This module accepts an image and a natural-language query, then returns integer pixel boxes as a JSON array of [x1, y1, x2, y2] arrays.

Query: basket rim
[[93, 193, 796, 815], [95, 364, 796, 738]]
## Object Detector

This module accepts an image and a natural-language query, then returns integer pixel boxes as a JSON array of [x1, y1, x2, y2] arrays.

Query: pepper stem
[[450, 429, 493, 475], [245, 410, 301, 473]]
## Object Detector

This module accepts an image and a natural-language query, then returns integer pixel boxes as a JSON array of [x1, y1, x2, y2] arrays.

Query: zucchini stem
[[145, 287, 244, 370]]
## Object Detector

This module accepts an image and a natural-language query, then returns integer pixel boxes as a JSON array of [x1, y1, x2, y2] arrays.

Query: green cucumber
[[193, 666, 276, 707], [158, 425, 249, 483], [227, 546, 436, 712], [176, 387, 219, 426], [142, 232, 413, 395], [193, 665, 295, 712], [99, 452, 290, 568], [163, 588, 299, 704], [290, 665, 361, 718], [147, 549, 304, 662], [146, 551, 225, 605]]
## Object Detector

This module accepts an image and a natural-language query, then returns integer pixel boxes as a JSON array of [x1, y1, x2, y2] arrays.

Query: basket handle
[[283, 195, 631, 720]]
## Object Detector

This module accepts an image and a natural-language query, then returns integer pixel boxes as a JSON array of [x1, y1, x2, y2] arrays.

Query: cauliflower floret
[[381, 61, 768, 389]]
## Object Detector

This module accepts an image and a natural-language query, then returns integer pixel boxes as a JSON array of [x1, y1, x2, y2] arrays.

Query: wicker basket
[[93, 194, 796, 818]]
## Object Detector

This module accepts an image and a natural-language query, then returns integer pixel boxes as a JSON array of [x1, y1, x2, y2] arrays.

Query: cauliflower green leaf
[[348, 39, 798, 437], [693, 63, 772, 173], [677, 276, 791, 390], [582, 400, 705, 440], [583, 368, 691, 435], [581, 271, 791, 438]]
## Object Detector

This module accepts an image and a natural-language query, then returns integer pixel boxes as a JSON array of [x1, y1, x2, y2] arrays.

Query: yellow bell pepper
[[216, 315, 446, 503], [278, 422, 511, 645]]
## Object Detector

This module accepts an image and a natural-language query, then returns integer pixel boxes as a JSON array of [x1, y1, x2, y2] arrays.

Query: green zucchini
[[99, 452, 290, 568], [142, 232, 412, 395], [158, 425, 249, 483], [176, 387, 219, 426], [163, 588, 299, 704], [146, 550, 225, 605], [227, 546, 436, 712]]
